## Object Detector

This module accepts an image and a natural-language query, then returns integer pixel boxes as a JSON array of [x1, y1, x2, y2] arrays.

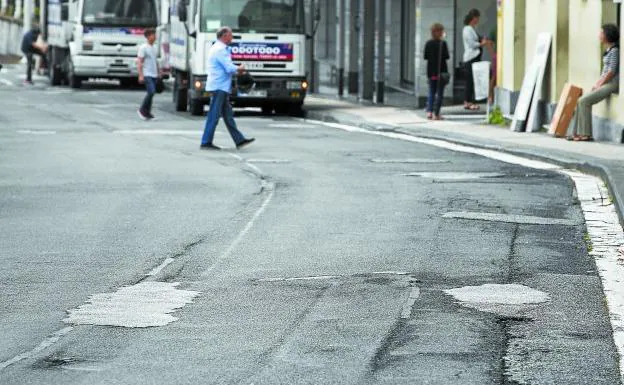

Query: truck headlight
[[287, 80, 307, 90], [194, 80, 203, 90], [82, 40, 93, 51]]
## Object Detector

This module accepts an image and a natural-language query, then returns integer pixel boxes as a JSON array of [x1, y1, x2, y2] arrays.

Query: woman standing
[[570, 24, 620, 141], [424, 23, 450, 120], [462, 9, 488, 110]]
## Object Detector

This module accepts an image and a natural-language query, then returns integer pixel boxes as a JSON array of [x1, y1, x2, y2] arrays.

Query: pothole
[[64, 282, 200, 328], [445, 283, 549, 316], [403, 172, 505, 180]]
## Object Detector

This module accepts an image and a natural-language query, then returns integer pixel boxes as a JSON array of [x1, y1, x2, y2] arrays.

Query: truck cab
[[46, 0, 161, 88], [169, 0, 309, 115]]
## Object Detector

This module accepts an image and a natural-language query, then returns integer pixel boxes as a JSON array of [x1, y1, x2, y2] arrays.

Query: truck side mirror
[[177, 0, 188, 23]]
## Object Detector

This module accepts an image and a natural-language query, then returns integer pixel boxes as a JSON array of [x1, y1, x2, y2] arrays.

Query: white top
[[462, 25, 481, 62], [138, 43, 158, 78]]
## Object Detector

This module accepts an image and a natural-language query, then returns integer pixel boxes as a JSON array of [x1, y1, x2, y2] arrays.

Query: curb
[[306, 109, 624, 227]]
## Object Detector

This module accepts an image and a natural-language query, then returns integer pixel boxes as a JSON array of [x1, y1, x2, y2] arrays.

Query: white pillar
[[1, 0, 8, 16], [14, 0, 22, 19], [23, 0, 32, 29]]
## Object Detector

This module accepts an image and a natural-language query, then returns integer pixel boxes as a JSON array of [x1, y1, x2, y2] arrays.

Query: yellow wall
[[500, 0, 525, 91], [568, 0, 622, 124], [525, 0, 569, 104]]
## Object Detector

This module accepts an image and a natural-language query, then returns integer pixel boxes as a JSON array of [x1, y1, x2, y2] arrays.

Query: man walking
[[137, 28, 159, 120], [200, 26, 255, 150], [21, 26, 47, 85]]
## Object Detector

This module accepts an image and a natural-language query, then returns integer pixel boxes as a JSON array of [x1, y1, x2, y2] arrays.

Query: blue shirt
[[206, 40, 238, 92]]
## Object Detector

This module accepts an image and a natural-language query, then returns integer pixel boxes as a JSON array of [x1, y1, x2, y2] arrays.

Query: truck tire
[[274, 104, 289, 115], [49, 48, 62, 86], [261, 105, 273, 115], [289, 102, 304, 117], [68, 60, 82, 89], [189, 97, 204, 116], [173, 75, 187, 111]]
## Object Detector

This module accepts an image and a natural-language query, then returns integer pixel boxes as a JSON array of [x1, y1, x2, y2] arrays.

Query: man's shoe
[[147, 113, 155, 120], [236, 138, 255, 149], [137, 109, 148, 120], [200, 143, 221, 150]]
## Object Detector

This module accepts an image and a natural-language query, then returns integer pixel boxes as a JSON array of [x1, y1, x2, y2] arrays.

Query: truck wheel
[[68, 61, 82, 89], [173, 76, 187, 111], [189, 98, 204, 116], [288, 102, 304, 117], [49, 48, 62, 86], [274, 104, 289, 115], [261, 105, 273, 115]]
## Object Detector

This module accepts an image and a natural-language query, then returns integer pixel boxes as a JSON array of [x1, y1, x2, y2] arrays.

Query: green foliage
[[487, 106, 507, 126]]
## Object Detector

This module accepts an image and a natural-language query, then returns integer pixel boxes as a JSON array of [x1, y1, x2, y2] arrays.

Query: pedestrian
[[21, 26, 47, 85], [424, 23, 450, 120], [462, 8, 488, 111], [200, 26, 255, 150], [137, 28, 159, 120], [569, 24, 620, 142]]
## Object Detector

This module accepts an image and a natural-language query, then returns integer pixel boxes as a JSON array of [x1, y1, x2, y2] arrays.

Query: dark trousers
[[24, 48, 46, 82], [201, 90, 246, 145], [463, 56, 481, 104], [140, 77, 157, 115], [426, 79, 446, 116]]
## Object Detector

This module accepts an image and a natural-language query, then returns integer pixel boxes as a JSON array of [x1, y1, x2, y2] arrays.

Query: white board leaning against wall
[[510, 33, 552, 132]]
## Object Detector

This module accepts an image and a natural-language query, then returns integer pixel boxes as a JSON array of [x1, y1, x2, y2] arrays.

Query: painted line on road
[[308, 118, 624, 381], [0, 78, 14, 87], [199, 155, 274, 277], [400, 287, 421, 319], [147, 257, 175, 277], [0, 327, 74, 370]]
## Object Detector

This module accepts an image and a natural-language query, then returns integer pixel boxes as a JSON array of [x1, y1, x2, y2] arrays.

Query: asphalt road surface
[[0, 66, 622, 384]]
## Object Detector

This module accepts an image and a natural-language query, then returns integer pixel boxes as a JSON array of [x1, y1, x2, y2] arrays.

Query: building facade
[[314, 0, 623, 143]]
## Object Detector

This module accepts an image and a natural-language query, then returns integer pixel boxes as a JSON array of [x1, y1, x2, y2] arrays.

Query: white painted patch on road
[[400, 287, 421, 319], [0, 327, 74, 370], [443, 211, 579, 226], [0, 78, 14, 86], [312, 118, 624, 381], [64, 282, 200, 328], [269, 123, 317, 129], [446, 284, 549, 305], [404, 172, 505, 180]]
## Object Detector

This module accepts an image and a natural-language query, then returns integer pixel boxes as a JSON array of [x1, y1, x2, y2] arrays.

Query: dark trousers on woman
[[463, 56, 480, 104], [426, 79, 445, 116]]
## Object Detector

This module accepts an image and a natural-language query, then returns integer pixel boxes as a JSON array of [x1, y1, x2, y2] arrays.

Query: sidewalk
[[304, 94, 624, 224]]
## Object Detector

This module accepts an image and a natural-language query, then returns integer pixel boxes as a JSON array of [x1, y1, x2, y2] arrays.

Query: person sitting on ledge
[[569, 23, 619, 142]]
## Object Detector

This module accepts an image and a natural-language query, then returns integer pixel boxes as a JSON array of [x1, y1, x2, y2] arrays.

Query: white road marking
[[269, 123, 317, 128], [400, 287, 421, 319], [370, 158, 450, 164], [404, 172, 505, 180], [113, 130, 199, 135], [0, 327, 74, 370], [247, 159, 291, 164], [146, 257, 175, 277], [0, 78, 14, 86], [311, 118, 624, 381], [64, 282, 200, 328], [442, 211, 580, 226], [17, 130, 57, 135]]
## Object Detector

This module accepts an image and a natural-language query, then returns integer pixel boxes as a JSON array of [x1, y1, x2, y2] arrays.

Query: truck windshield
[[200, 0, 304, 34], [82, 0, 157, 27]]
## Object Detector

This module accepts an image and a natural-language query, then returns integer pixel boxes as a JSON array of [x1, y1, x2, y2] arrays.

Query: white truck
[[44, 0, 162, 88], [168, 0, 311, 115]]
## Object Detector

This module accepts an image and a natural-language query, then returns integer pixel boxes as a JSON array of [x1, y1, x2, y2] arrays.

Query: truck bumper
[[189, 76, 308, 106], [72, 55, 138, 78]]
